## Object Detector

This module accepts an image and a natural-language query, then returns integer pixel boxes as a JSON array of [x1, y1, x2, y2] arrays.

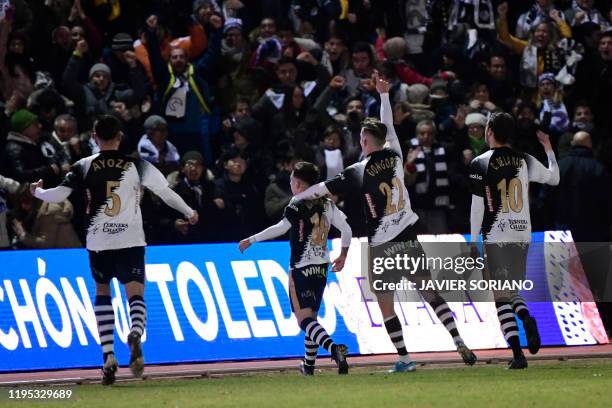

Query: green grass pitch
[[3, 360, 611, 408]]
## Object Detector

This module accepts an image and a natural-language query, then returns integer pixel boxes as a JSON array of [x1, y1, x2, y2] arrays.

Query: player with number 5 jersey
[[30, 115, 198, 385]]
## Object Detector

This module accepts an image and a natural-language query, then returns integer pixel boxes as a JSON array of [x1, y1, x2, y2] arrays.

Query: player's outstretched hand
[[331, 254, 347, 272], [536, 130, 553, 152], [239, 238, 252, 253], [187, 210, 199, 225], [373, 70, 390, 94], [30, 179, 43, 195]]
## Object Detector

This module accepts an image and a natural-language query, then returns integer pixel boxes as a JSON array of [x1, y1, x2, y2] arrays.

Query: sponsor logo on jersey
[[469, 173, 482, 180], [102, 222, 128, 234], [485, 186, 494, 212], [509, 219, 529, 231], [300, 265, 326, 277], [365, 193, 377, 218]]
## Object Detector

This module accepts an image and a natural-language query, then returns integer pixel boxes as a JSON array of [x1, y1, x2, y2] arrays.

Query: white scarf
[[448, 0, 495, 31], [405, 0, 429, 33], [520, 45, 539, 88], [324, 149, 344, 179], [572, 1, 606, 24], [165, 76, 189, 118]]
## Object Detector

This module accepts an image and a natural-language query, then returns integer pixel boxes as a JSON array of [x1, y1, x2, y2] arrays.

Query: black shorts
[[290, 263, 328, 312], [370, 221, 431, 293], [88, 246, 146, 284], [483, 242, 529, 297]]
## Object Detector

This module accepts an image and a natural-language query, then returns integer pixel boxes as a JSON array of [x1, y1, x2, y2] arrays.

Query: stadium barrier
[[0, 231, 608, 371]]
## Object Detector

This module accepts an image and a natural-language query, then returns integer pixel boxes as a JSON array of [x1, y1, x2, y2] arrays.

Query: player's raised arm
[[527, 131, 560, 185], [330, 203, 351, 272], [139, 160, 198, 223], [294, 182, 331, 201], [374, 71, 402, 156], [239, 218, 292, 253]]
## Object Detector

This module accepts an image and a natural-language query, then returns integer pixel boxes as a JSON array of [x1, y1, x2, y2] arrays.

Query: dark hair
[[323, 125, 344, 147], [276, 20, 294, 33], [293, 161, 320, 186], [93, 115, 122, 141], [573, 100, 592, 113], [276, 56, 297, 68], [516, 101, 538, 116], [344, 96, 363, 113], [487, 112, 515, 144], [235, 96, 250, 107], [361, 118, 387, 142], [220, 146, 247, 163], [379, 60, 397, 80], [352, 42, 373, 56]]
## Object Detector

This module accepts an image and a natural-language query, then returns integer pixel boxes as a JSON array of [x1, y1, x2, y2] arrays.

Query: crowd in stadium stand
[[0, 0, 611, 250]]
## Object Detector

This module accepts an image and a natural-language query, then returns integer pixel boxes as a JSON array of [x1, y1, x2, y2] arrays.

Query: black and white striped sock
[[496, 301, 522, 357], [304, 334, 318, 367], [95, 295, 115, 363], [384, 315, 410, 363], [128, 295, 147, 337], [430, 297, 463, 346], [300, 318, 336, 354], [510, 294, 530, 321]]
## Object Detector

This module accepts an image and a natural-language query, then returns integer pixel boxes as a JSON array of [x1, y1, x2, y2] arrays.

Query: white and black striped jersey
[[34, 150, 193, 251], [469, 146, 559, 242], [325, 149, 418, 245], [298, 93, 418, 245], [250, 198, 351, 269]]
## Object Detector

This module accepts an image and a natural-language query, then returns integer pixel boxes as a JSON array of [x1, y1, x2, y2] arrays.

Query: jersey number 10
[[497, 178, 523, 213]]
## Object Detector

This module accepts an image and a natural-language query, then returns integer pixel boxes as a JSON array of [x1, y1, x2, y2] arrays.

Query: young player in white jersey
[[31, 115, 198, 384], [469, 112, 560, 369], [293, 73, 477, 372], [239, 162, 352, 375]]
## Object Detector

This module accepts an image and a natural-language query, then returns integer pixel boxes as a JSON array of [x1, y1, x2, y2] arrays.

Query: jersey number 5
[[105, 181, 121, 216], [379, 177, 405, 216], [497, 178, 523, 213]]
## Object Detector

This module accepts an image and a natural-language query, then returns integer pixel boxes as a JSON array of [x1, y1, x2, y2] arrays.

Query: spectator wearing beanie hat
[[463, 113, 488, 162], [218, 17, 258, 113], [154, 150, 224, 244], [62, 41, 147, 127], [1, 110, 61, 186], [101, 33, 148, 85], [137, 115, 181, 175]]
